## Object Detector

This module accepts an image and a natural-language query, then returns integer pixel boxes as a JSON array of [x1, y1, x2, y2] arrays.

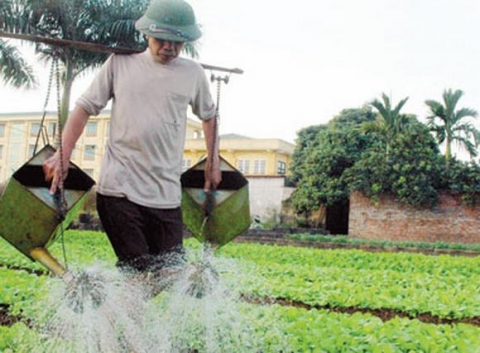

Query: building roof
[[220, 133, 253, 140], [185, 135, 295, 154]]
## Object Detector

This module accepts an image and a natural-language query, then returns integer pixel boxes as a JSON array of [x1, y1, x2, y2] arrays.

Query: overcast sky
[[2, 0, 480, 144]]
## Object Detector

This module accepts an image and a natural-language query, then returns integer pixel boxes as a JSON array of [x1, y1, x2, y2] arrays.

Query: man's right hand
[[43, 151, 69, 194]]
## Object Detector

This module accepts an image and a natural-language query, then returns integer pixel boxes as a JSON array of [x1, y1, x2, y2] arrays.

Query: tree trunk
[[60, 56, 74, 129], [445, 134, 452, 166]]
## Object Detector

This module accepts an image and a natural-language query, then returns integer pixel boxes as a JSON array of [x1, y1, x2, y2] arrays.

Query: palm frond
[[456, 107, 478, 120], [0, 38, 36, 88]]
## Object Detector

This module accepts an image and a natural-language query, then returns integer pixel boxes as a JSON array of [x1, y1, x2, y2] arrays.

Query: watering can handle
[[53, 189, 67, 220], [203, 190, 215, 218]]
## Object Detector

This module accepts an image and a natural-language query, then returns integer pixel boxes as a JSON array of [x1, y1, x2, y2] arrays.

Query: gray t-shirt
[[76, 51, 216, 208]]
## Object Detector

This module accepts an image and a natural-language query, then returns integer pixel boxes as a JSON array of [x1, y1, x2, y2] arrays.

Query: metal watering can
[[181, 157, 250, 248], [0, 145, 95, 277]]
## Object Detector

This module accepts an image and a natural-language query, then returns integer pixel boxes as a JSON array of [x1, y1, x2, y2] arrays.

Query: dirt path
[[240, 295, 480, 327]]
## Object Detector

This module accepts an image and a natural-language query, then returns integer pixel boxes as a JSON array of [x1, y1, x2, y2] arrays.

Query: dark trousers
[[96, 193, 184, 272]]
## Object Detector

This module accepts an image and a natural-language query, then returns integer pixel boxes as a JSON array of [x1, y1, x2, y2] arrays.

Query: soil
[[0, 304, 21, 326], [2, 296, 479, 329], [240, 295, 480, 327]]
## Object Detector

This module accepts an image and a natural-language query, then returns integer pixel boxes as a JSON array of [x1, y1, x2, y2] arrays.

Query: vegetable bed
[[1, 230, 479, 352]]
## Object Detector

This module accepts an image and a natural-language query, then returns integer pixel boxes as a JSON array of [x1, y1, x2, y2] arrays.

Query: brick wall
[[349, 191, 480, 244]]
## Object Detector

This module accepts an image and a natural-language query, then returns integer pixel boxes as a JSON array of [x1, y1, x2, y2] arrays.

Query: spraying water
[[35, 265, 150, 353], [20, 246, 290, 353]]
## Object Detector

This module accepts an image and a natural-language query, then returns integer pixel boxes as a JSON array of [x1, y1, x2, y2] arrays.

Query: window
[[182, 159, 191, 171], [0, 124, 5, 138], [47, 122, 57, 139], [85, 122, 98, 137], [0, 145, 3, 159], [28, 144, 36, 158], [84, 145, 96, 160], [237, 159, 250, 174], [30, 123, 41, 137], [277, 161, 287, 175], [84, 169, 94, 178], [253, 159, 266, 175], [8, 144, 21, 167]]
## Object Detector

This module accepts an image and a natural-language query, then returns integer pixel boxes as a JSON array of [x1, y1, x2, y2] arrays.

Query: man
[[43, 0, 221, 277]]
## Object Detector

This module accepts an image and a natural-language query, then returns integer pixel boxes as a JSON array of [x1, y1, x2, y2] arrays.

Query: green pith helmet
[[135, 0, 201, 42]]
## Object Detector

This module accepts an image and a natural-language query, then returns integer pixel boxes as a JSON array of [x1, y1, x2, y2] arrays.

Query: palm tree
[[0, 39, 36, 88], [363, 92, 410, 158], [425, 89, 479, 163], [1, 0, 198, 128], [0, 0, 36, 88]]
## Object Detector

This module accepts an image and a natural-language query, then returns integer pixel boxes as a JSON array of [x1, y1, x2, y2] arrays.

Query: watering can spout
[[30, 247, 67, 277]]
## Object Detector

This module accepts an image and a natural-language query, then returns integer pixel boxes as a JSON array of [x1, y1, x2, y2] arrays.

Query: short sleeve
[[191, 67, 216, 120], [76, 55, 115, 116]]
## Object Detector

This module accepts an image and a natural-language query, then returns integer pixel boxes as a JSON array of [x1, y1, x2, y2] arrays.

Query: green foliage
[[219, 242, 480, 319], [290, 107, 377, 213], [350, 123, 443, 207], [0, 40, 37, 88], [439, 159, 480, 207], [0, 322, 42, 352], [291, 93, 480, 213], [290, 124, 327, 183]]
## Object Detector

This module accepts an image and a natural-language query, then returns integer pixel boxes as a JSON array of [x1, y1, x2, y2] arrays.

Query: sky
[[1, 0, 480, 144]]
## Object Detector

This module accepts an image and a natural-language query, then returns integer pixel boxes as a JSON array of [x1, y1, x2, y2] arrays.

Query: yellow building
[[184, 132, 294, 177]]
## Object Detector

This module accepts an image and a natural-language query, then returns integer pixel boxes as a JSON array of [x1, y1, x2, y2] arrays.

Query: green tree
[[349, 119, 443, 208], [425, 89, 480, 163], [0, 39, 36, 88], [0, 0, 36, 88], [290, 124, 327, 184], [364, 93, 411, 158], [290, 107, 377, 215]]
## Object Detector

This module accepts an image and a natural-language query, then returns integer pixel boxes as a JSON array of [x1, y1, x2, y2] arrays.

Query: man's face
[[147, 36, 185, 64]]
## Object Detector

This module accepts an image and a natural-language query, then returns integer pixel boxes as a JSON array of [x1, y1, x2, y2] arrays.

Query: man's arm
[[43, 105, 90, 194], [202, 116, 222, 190]]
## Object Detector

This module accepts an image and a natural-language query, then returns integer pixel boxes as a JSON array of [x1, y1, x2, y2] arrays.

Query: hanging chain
[[52, 55, 69, 270], [202, 74, 227, 220], [210, 73, 230, 160], [213, 78, 220, 154], [33, 59, 56, 156]]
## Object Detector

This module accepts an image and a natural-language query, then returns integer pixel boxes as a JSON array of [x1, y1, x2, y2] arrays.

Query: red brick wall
[[349, 191, 480, 244]]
